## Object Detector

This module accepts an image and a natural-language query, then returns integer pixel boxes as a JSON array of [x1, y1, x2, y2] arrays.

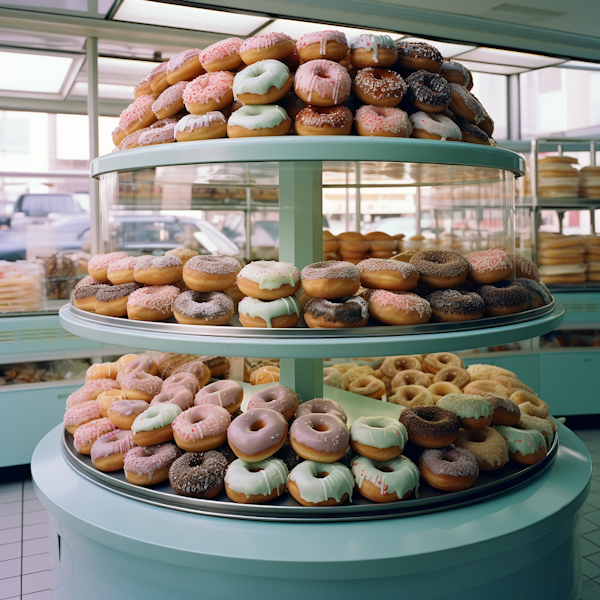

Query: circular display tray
[[59, 301, 564, 358]]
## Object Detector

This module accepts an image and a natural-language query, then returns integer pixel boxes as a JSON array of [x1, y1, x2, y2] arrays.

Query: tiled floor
[[0, 430, 598, 600]]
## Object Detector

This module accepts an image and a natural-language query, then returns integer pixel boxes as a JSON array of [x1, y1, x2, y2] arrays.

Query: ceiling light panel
[[456, 60, 529, 75], [255, 19, 401, 40], [96, 57, 160, 85], [114, 0, 269, 35], [453, 47, 564, 68], [70, 82, 134, 101], [399, 37, 475, 58]]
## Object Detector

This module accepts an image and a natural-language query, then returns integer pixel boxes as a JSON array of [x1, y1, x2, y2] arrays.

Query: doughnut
[[225, 457, 288, 504], [388, 385, 435, 407], [167, 48, 204, 85], [124, 443, 181, 486], [517, 415, 555, 446], [323, 368, 348, 390], [88, 251, 127, 281], [357, 258, 418, 291], [94, 283, 141, 318], [117, 128, 146, 151], [150, 388, 195, 412], [233, 59, 292, 104], [294, 105, 353, 136], [174, 112, 227, 142], [73, 418, 115, 455], [288, 461, 354, 507], [227, 408, 288, 462], [510, 390, 549, 418], [448, 83, 484, 124], [343, 366, 375, 385], [91, 429, 134, 472], [183, 71, 235, 115], [290, 413, 349, 463], [132, 403, 182, 446], [168, 450, 226, 499], [410, 251, 469, 288], [455, 427, 508, 471], [237, 260, 300, 300], [364, 232, 398, 255], [107, 399, 150, 430], [294, 59, 352, 106], [477, 281, 528, 316], [120, 368, 162, 401], [437, 394, 494, 429], [247, 385, 298, 421], [428, 381, 462, 400], [304, 296, 369, 329], [399, 405, 459, 448], [195, 380, 243, 414], [368, 290, 432, 325], [182, 255, 240, 293], [337, 232, 369, 257], [300, 261, 360, 299], [440, 60, 471, 88], [295, 398, 347, 423], [494, 425, 547, 465], [479, 108, 494, 136], [65, 379, 121, 410], [419, 446, 479, 491], [118, 354, 158, 378], [127, 285, 180, 321], [173, 291, 234, 326], [146, 61, 168, 94], [409, 111, 461, 141], [152, 81, 188, 120], [353, 68, 406, 107], [162, 372, 201, 397], [465, 248, 513, 284], [323, 230, 338, 254], [97, 389, 126, 416], [354, 105, 412, 137], [297, 30, 348, 62], [118, 96, 157, 135], [75, 276, 99, 289], [380, 355, 422, 378], [134, 77, 151, 98], [482, 395, 521, 426], [457, 119, 490, 145], [426, 289, 485, 322], [391, 369, 431, 391], [112, 124, 126, 146], [199, 37, 243, 72], [405, 71, 451, 113], [238, 296, 301, 328], [466, 364, 517, 382], [137, 121, 177, 147], [349, 34, 397, 68], [64, 400, 101, 434], [171, 405, 231, 453], [349, 375, 386, 399], [239, 31, 294, 65], [249, 366, 280, 385], [463, 380, 509, 400], [432, 366, 470, 389], [395, 40, 443, 74], [107, 256, 138, 285], [516, 278, 545, 309], [350, 416, 407, 461], [134, 255, 182, 285], [86, 362, 119, 383], [227, 104, 291, 137], [514, 255, 540, 283]]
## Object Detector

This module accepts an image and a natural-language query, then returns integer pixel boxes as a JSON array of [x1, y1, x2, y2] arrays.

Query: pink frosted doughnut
[[295, 398, 348, 423], [161, 372, 200, 396], [171, 359, 211, 385], [73, 418, 115, 454], [167, 48, 204, 84], [120, 367, 162, 401], [119, 95, 156, 134], [515, 253, 540, 282], [355, 105, 412, 137], [172, 405, 231, 452], [199, 38, 243, 71], [294, 59, 352, 106], [127, 285, 180, 321], [183, 71, 235, 111], [117, 355, 156, 384], [66, 379, 120, 409], [107, 256, 138, 284], [247, 385, 299, 420], [91, 429, 134, 471], [123, 443, 181, 484], [88, 252, 127, 281], [240, 32, 294, 64], [64, 400, 101, 433], [227, 408, 288, 461], [297, 30, 348, 61], [194, 380, 243, 412], [134, 77, 150, 97], [289, 413, 349, 461], [75, 276, 98, 288], [152, 81, 188, 119], [107, 399, 148, 420], [150, 388, 195, 411], [465, 248, 513, 284], [137, 122, 177, 147], [369, 289, 432, 325]]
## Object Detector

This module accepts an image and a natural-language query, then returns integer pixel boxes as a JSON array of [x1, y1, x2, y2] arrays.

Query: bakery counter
[[32, 422, 590, 600]]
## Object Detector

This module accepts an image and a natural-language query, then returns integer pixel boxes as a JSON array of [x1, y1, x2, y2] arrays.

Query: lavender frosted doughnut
[[107, 399, 149, 428], [123, 443, 181, 485], [118, 355, 156, 380], [419, 446, 479, 491], [161, 372, 201, 396], [150, 388, 195, 411], [289, 413, 349, 462], [172, 405, 231, 452], [194, 380, 243, 413], [120, 367, 162, 401], [91, 429, 134, 471], [227, 408, 288, 462], [294, 398, 347, 424], [247, 385, 299, 420]]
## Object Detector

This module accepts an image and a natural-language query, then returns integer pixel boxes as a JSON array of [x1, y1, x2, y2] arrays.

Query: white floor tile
[[0, 575, 20, 599], [21, 570, 51, 595], [0, 558, 20, 579]]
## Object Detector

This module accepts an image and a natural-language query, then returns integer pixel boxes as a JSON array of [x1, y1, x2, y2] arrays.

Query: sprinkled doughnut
[[304, 296, 369, 329], [517, 415, 554, 446], [118, 96, 157, 135], [237, 260, 300, 300], [396, 40, 443, 74], [510, 390, 549, 418], [350, 416, 408, 462], [409, 111, 461, 141], [455, 427, 508, 470], [240, 32, 295, 65], [183, 255, 241, 293], [419, 446, 479, 491], [73, 418, 115, 455], [233, 59, 292, 105], [297, 30, 348, 63], [66, 379, 120, 409], [295, 398, 347, 423], [107, 256, 138, 285], [64, 400, 101, 434], [399, 405, 460, 448], [463, 380, 510, 399], [352, 68, 406, 107], [172, 404, 231, 453], [388, 385, 435, 408], [132, 403, 182, 446], [427, 289, 485, 322], [75, 276, 99, 289], [199, 37, 243, 72], [440, 60, 472, 89], [137, 121, 177, 147], [107, 399, 150, 430], [423, 352, 464, 375], [349, 375, 386, 399], [95, 282, 142, 318], [124, 443, 181, 486], [174, 112, 227, 142], [120, 367, 162, 401], [150, 389, 194, 412], [88, 251, 127, 281], [448, 83, 484, 124], [169, 450, 227, 498], [127, 285, 180, 321], [465, 248, 513, 284], [225, 457, 288, 504], [357, 258, 419, 290], [437, 393, 494, 430], [294, 59, 352, 106], [183, 71, 235, 115], [300, 261, 360, 299], [391, 369, 431, 391], [294, 105, 353, 136], [173, 290, 234, 326], [194, 380, 243, 414], [152, 81, 188, 120], [355, 105, 412, 138], [288, 460, 354, 507], [353, 454, 419, 503], [369, 290, 432, 325], [90, 429, 134, 473], [494, 425, 547, 465], [349, 34, 397, 68], [227, 408, 288, 462], [290, 413, 349, 463], [167, 48, 204, 85], [457, 118, 490, 145], [162, 372, 201, 396], [405, 70, 451, 113], [432, 366, 470, 389], [148, 62, 168, 94], [238, 296, 301, 329], [410, 251, 469, 289], [478, 281, 528, 316], [134, 255, 183, 286], [247, 385, 298, 421]]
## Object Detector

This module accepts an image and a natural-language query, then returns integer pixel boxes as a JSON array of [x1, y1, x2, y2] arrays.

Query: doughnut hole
[[250, 420, 267, 432]]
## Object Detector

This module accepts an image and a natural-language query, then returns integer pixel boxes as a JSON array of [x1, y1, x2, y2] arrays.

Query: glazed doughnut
[[437, 394, 494, 429], [169, 450, 227, 499], [182, 255, 240, 293], [428, 382, 462, 400], [483, 395, 521, 426], [423, 353, 464, 375], [118, 96, 157, 135], [183, 71, 235, 115], [515, 255, 541, 282], [137, 121, 177, 147], [304, 296, 369, 329], [419, 446, 479, 491], [390, 369, 431, 391], [490, 376, 536, 397], [349, 34, 397, 68], [150, 388, 195, 412], [323, 230, 338, 254], [455, 427, 508, 470], [123, 443, 181, 486], [405, 71, 451, 113], [357, 258, 419, 290], [88, 251, 127, 281], [199, 37, 243, 72], [297, 30, 348, 63], [295, 105, 353, 136], [172, 404, 231, 453], [227, 104, 291, 138], [354, 105, 412, 137], [409, 111, 461, 141], [97, 389, 126, 417], [388, 385, 435, 408], [301, 261, 360, 299], [368, 290, 432, 325], [457, 119, 490, 145], [237, 261, 300, 300], [395, 41, 443, 74], [364, 231, 398, 254], [463, 380, 510, 400], [167, 48, 204, 85], [233, 59, 292, 105], [227, 408, 288, 462], [95, 283, 142, 318], [432, 366, 470, 389], [343, 366, 375, 385], [195, 380, 244, 414], [148, 62, 168, 94], [238, 296, 301, 329], [174, 112, 227, 142], [162, 372, 201, 397], [120, 367, 162, 401], [132, 403, 182, 446], [352, 68, 406, 107], [152, 81, 188, 120], [399, 405, 460, 448], [510, 390, 549, 418], [173, 291, 234, 326], [440, 60, 472, 88], [479, 109, 494, 136], [73, 418, 115, 455], [323, 368, 348, 390], [225, 457, 288, 504], [107, 399, 150, 430], [65, 379, 121, 409], [64, 400, 101, 434], [288, 461, 354, 507], [134, 255, 182, 285], [86, 362, 119, 383], [465, 248, 513, 284], [352, 454, 419, 502], [426, 289, 485, 322], [350, 416, 407, 461], [380, 355, 422, 379], [478, 281, 528, 316], [91, 429, 135, 472], [107, 256, 138, 285], [247, 385, 298, 421], [466, 364, 517, 381], [290, 413, 349, 463], [494, 425, 547, 465], [410, 251, 469, 288], [249, 366, 281, 385], [349, 375, 386, 399], [240, 32, 294, 65], [448, 83, 484, 124], [127, 285, 180, 321], [295, 398, 347, 423], [337, 232, 369, 255], [517, 415, 555, 446], [294, 59, 352, 106]]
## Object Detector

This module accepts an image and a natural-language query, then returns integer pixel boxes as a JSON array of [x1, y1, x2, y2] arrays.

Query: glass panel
[[0, 357, 91, 386], [470, 73, 508, 140]]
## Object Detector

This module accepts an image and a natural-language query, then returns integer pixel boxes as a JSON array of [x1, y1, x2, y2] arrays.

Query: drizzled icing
[[172, 404, 231, 442], [296, 398, 347, 423], [349, 34, 395, 63], [238, 260, 299, 289], [227, 408, 287, 456], [247, 385, 298, 416], [132, 403, 182, 434], [234, 60, 290, 97], [409, 111, 461, 140], [152, 81, 188, 114], [182, 71, 235, 105], [494, 425, 546, 456], [137, 122, 177, 146], [107, 399, 149, 418], [352, 454, 420, 497], [370, 290, 432, 319], [199, 37, 243, 65], [288, 460, 354, 503], [420, 446, 479, 477], [449, 83, 484, 123], [174, 112, 225, 135], [355, 105, 412, 135], [167, 48, 201, 73], [66, 379, 120, 409], [290, 413, 349, 454], [465, 248, 513, 273], [238, 296, 301, 328], [73, 418, 115, 451], [228, 104, 289, 130], [297, 30, 347, 55], [124, 443, 180, 479], [241, 32, 293, 52], [162, 372, 200, 396], [118, 96, 154, 130], [91, 429, 134, 462], [441, 60, 470, 87], [195, 380, 242, 409], [294, 59, 352, 104], [437, 394, 494, 420], [350, 416, 407, 449], [64, 400, 101, 427], [150, 388, 194, 411], [225, 457, 288, 498]]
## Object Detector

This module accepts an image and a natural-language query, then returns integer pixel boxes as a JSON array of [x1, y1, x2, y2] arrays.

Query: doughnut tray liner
[[62, 429, 558, 523]]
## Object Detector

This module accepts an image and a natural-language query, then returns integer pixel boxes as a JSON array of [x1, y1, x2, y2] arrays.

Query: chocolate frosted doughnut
[[173, 290, 234, 325], [405, 70, 451, 113], [395, 41, 443, 74], [426, 289, 485, 322], [399, 405, 459, 448], [456, 117, 489, 146], [168, 450, 227, 498], [477, 281, 528, 316], [410, 250, 469, 288], [95, 282, 143, 317], [71, 283, 111, 312], [304, 296, 369, 328], [419, 446, 479, 491]]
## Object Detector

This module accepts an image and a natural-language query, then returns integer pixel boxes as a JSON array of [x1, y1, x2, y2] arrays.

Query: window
[[470, 72, 508, 140]]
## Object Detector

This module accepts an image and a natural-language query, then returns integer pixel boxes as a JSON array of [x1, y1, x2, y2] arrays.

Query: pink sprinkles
[[355, 105, 412, 135], [183, 71, 234, 105], [152, 81, 188, 114], [241, 32, 292, 53], [119, 96, 154, 130], [128, 285, 180, 313], [370, 290, 432, 318], [88, 252, 127, 271], [465, 249, 513, 273], [199, 37, 243, 65]]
